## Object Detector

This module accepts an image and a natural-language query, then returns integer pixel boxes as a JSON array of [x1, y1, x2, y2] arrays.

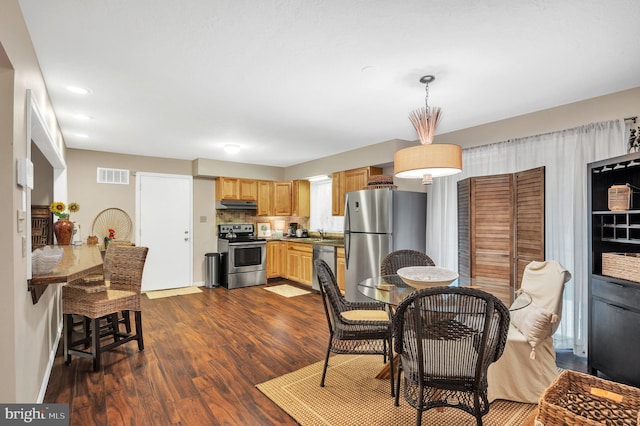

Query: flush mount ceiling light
[[66, 85, 92, 95], [72, 113, 92, 120], [394, 75, 462, 185], [224, 144, 240, 154]]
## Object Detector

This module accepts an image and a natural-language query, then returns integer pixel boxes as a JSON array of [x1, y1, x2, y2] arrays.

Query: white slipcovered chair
[[487, 260, 572, 403]]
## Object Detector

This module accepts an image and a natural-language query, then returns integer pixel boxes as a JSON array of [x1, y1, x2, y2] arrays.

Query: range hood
[[215, 200, 258, 210]]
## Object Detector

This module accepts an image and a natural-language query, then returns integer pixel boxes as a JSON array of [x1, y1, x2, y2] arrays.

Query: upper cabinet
[[215, 177, 257, 201], [292, 180, 310, 217], [332, 166, 382, 216], [273, 181, 292, 216], [255, 179, 310, 217], [257, 180, 273, 216]]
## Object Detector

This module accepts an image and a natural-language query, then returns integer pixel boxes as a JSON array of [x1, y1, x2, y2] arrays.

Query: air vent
[[96, 167, 129, 185]]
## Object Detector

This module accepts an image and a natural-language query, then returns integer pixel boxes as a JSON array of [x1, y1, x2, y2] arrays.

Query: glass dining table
[[357, 274, 530, 380], [357, 275, 532, 311]]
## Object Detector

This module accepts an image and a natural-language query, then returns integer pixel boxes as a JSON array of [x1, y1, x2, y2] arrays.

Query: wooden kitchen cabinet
[[257, 180, 273, 216], [274, 181, 292, 216], [336, 246, 345, 293], [266, 240, 286, 278], [286, 242, 313, 287], [332, 166, 382, 216], [331, 171, 344, 216], [215, 177, 257, 201], [343, 166, 382, 193], [291, 180, 310, 217], [239, 179, 257, 201]]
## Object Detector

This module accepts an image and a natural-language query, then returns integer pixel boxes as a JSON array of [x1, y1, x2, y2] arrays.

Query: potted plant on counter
[[49, 201, 80, 245]]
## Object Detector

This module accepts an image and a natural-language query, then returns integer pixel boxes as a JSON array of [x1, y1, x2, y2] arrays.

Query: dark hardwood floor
[[44, 279, 588, 425]]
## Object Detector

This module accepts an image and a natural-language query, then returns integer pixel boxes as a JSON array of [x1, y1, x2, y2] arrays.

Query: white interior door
[[136, 172, 193, 291]]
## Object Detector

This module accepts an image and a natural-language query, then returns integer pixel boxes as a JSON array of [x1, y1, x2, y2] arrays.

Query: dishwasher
[[312, 244, 335, 291]]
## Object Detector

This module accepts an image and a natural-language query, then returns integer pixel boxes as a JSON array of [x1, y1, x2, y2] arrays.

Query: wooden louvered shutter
[[514, 167, 545, 288], [471, 174, 514, 305], [457, 179, 471, 278]]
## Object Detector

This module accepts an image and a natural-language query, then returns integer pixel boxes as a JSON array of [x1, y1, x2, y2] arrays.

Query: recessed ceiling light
[[224, 144, 240, 154], [66, 85, 92, 95], [74, 133, 89, 138], [72, 114, 92, 120]]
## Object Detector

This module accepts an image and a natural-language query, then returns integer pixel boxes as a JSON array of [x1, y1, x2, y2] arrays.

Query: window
[[310, 180, 344, 232]]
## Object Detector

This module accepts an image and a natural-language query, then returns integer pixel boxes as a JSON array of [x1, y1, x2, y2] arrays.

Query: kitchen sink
[[312, 239, 341, 245], [282, 237, 342, 245]]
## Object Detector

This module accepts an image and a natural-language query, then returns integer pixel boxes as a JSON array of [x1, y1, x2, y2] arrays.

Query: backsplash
[[215, 210, 310, 233]]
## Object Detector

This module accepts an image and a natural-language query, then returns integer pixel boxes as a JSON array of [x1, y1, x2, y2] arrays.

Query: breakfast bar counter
[[28, 244, 104, 303]]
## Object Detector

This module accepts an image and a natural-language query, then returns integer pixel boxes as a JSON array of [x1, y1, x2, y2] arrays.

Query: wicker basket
[[362, 184, 398, 190], [609, 184, 632, 211], [536, 370, 640, 426], [602, 252, 640, 283], [367, 174, 394, 185]]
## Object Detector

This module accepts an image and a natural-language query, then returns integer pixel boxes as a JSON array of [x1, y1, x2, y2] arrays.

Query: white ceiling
[[17, 0, 640, 168]]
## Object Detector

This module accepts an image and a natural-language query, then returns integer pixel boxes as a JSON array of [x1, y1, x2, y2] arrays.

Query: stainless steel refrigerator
[[344, 188, 427, 302]]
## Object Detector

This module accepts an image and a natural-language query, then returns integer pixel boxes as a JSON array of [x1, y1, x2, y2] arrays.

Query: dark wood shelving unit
[[588, 152, 640, 387]]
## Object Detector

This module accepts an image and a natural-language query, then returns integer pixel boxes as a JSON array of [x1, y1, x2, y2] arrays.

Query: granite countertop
[[267, 236, 344, 247]]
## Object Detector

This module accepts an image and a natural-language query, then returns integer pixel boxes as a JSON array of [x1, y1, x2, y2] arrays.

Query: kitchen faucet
[[317, 229, 325, 240]]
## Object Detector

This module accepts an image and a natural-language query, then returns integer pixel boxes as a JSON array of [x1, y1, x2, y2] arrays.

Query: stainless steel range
[[218, 224, 266, 289]]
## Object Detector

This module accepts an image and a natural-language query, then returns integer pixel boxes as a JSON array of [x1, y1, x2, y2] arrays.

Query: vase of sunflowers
[[50, 201, 80, 245]]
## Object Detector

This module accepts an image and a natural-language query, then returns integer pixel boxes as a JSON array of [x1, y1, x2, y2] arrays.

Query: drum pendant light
[[394, 75, 462, 184]]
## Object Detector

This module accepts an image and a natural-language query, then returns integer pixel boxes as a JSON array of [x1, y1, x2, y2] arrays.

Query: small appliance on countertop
[[288, 222, 298, 237], [301, 229, 308, 238]]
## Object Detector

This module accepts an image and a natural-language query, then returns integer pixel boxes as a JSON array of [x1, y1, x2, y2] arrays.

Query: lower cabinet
[[286, 242, 313, 287], [589, 276, 640, 387], [267, 241, 341, 289], [336, 247, 345, 293], [266, 241, 286, 279]]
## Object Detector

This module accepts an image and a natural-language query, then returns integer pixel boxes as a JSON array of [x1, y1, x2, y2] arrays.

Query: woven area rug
[[264, 284, 311, 298], [257, 355, 536, 425], [145, 286, 203, 299]]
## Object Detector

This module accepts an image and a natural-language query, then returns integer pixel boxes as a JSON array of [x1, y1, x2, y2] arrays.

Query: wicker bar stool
[[63, 245, 148, 371], [68, 240, 136, 332]]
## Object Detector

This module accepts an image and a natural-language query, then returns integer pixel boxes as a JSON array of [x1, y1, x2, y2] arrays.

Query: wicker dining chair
[[380, 249, 435, 276], [315, 259, 395, 396], [393, 286, 510, 426], [63, 245, 148, 371]]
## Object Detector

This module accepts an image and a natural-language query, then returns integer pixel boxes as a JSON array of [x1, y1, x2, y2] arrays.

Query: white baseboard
[[37, 316, 63, 403]]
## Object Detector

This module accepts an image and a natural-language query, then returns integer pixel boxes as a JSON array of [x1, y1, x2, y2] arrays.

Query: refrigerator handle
[[344, 196, 350, 268], [345, 232, 350, 269]]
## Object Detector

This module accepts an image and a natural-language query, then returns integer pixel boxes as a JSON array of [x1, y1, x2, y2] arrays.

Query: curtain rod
[[625, 116, 637, 123]]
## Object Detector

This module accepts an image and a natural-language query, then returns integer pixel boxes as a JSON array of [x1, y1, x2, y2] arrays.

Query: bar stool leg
[[135, 311, 144, 350], [92, 317, 101, 371], [122, 310, 131, 333]]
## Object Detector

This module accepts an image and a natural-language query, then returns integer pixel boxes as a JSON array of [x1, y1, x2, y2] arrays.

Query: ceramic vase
[[53, 219, 74, 245]]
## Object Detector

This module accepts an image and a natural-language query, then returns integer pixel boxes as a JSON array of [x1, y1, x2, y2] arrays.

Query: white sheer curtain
[[310, 180, 344, 233], [426, 119, 627, 355]]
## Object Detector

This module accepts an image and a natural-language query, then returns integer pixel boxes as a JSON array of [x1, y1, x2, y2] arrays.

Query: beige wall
[[436, 87, 640, 148], [31, 144, 53, 206], [66, 149, 218, 282], [1, 0, 67, 403]]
